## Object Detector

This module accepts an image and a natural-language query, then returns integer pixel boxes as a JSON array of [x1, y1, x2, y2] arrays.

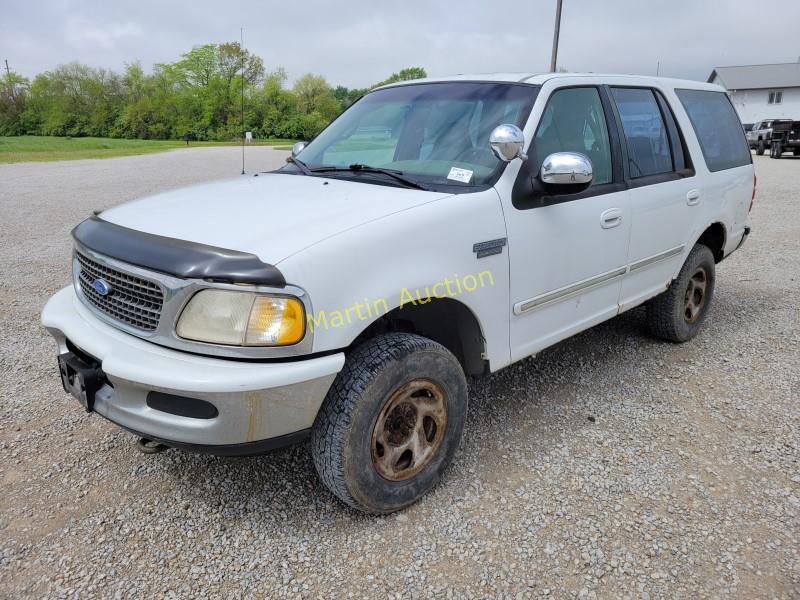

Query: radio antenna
[[241, 27, 246, 175]]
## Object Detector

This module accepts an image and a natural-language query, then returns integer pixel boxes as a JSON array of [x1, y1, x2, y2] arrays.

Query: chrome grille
[[75, 251, 163, 331]]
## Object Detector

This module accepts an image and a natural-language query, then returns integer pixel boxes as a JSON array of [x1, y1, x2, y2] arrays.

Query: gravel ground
[[0, 149, 798, 598]]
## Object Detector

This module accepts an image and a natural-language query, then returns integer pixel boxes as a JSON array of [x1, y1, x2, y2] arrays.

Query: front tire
[[311, 333, 468, 513], [756, 140, 766, 155], [646, 244, 716, 343]]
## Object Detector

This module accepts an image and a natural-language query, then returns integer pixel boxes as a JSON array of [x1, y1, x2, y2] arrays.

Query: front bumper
[[42, 287, 344, 452]]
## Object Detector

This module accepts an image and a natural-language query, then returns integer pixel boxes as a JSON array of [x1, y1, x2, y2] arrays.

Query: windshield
[[292, 82, 539, 190]]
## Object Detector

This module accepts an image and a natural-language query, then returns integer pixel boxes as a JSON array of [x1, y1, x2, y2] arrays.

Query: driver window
[[532, 87, 613, 185]]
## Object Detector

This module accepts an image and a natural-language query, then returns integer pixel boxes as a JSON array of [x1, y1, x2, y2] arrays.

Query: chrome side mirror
[[489, 124, 528, 162], [540, 152, 593, 188], [291, 141, 307, 157]]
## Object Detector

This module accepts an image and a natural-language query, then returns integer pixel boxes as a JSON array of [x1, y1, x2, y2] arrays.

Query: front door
[[505, 86, 632, 362]]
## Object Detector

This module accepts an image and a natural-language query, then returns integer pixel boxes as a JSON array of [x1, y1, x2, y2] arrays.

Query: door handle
[[686, 189, 701, 206], [600, 208, 623, 229]]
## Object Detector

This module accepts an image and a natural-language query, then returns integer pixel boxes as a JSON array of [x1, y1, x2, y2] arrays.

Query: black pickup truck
[[769, 120, 800, 158]]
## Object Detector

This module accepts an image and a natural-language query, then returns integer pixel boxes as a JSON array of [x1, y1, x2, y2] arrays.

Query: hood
[[100, 173, 450, 264]]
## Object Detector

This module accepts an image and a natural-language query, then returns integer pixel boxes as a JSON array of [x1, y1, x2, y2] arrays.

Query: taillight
[[749, 173, 756, 212]]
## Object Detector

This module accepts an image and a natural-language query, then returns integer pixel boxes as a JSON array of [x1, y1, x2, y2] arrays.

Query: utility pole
[[4, 59, 16, 101], [549, 0, 564, 72], [240, 28, 246, 175]]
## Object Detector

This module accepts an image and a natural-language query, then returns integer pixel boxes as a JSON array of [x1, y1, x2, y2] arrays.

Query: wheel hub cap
[[684, 266, 708, 323], [371, 379, 447, 481]]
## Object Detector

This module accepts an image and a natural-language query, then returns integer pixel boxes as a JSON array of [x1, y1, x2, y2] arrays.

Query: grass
[[0, 136, 296, 164]]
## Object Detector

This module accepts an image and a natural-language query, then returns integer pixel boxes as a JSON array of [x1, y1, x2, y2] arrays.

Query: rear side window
[[611, 87, 673, 178], [675, 89, 751, 172]]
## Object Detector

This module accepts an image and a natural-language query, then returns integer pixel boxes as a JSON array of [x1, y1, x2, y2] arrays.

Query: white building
[[708, 62, 800, 124]]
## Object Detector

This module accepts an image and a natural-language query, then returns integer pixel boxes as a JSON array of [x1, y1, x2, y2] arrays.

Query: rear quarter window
[[675, 89, 751, 172]]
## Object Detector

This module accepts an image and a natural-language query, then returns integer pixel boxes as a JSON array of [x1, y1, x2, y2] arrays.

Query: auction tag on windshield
[[447, 167, 473, 183]]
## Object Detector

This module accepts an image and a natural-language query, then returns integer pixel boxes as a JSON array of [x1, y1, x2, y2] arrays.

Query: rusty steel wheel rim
[[684, 266, 708, 323], [371, 379, 448, 482]]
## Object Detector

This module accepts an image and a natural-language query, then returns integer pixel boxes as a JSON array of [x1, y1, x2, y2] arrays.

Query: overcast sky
[[3, 0, 800, 88]]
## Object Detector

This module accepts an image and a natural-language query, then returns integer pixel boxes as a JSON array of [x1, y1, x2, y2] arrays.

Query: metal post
[[241, 28, 246, 175], [549, 0, 563, 72], [4, 59, 16, 101]]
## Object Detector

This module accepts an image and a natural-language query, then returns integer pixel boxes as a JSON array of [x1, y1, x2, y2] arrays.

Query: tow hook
[[136, 437, 169, 454]]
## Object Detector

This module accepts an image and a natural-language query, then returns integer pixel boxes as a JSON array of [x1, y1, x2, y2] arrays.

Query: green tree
[[3, 45, 429, 143], [253, 69, 295, 138], [217, 42, 265, 136], [0, 67, 29, 135], [372, 67, 427, 88], [19, 63, 121, 136], [175, 44, 217, 88], [293, 74, 340, 120]]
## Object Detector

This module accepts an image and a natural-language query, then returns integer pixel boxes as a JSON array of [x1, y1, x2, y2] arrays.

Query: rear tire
[[311, 333, 468, 514], [756, 140, 766, 155], [793, 147, 800, 157], [646, 244, 715, 343]]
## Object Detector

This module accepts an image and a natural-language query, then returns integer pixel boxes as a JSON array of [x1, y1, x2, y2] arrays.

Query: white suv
[[42, 73, 754, 513]]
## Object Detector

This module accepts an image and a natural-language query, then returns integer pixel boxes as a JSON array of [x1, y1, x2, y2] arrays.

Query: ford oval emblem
[[92, 278, 112, 296]]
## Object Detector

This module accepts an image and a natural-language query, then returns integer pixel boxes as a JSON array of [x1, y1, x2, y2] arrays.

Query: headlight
[[176, 289, 305, 346]]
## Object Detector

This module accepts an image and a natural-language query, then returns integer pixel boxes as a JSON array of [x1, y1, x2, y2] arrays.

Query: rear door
[[609, 86, 700, 311]]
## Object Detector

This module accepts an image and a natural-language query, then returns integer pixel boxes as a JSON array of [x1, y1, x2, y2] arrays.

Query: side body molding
[[513, 244, 686, 316]]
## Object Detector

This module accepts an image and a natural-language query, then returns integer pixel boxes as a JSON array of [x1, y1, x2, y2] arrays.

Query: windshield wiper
[[310, 164, 429, 191], [285, 155, 313, 176]]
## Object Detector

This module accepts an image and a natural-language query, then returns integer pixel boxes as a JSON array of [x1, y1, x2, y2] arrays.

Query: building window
[[768, 90, 783, 104]]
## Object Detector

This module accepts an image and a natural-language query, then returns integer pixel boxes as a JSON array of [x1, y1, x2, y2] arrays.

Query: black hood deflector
[[72, 216, 286, 287]]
